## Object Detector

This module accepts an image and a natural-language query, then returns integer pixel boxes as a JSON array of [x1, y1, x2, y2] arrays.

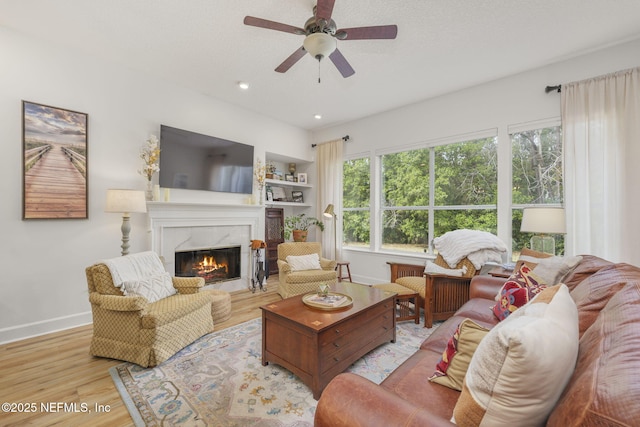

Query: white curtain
[[562, 67, 640, 265], [316, 138, 344, 260]]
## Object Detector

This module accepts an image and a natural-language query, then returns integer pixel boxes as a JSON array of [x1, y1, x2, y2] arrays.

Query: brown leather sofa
[[315, 255, 640, 426]]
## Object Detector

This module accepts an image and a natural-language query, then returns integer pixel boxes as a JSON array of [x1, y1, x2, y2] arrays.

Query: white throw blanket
[[102, 251, 166, 287], [433, 229, 507, 269], [425, 261, 467, 277]]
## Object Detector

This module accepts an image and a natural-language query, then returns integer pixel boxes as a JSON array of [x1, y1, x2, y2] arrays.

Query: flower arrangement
[[255, 158, 266, 191], [139, 134, 160, 182]]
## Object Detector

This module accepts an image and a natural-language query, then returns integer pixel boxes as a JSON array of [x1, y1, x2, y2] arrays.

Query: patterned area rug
[[110, 316, 438, 426]]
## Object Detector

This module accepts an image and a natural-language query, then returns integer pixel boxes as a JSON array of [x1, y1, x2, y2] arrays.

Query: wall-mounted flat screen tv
[[159, 125, 254, 195]]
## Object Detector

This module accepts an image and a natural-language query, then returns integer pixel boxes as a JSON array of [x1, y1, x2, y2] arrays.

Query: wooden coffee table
[[260, 282, 396, 399]]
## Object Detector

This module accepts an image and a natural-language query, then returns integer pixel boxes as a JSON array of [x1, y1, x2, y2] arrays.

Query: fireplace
[[175, 246, 241, 284]]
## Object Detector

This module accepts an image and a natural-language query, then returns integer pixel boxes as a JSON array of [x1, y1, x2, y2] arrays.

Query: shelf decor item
[[283, 213, 325, 242], [297, 173, 307, 184], [302, 292, 353, 310], [292, 191, 304, 203], [139, 134, 160, 201], [254, 158, 266, 204]]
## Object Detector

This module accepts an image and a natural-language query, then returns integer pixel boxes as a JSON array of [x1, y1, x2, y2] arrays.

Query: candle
[[153, 185, 160, 201], [163, 188, 170, 202]]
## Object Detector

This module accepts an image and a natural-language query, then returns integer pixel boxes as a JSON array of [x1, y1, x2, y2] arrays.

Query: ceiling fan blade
[[315, 0, 336, 22], [335, 25, 398, 40], [243, 16, 305, 35], [329, 48, 355, 78], [275, 46, 307, 73]]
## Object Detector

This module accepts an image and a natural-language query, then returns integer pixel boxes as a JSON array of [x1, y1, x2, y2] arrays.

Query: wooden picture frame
[[22, 101, 88, 219], [297, 173, 307, 184], [285, 174, 295, 182]]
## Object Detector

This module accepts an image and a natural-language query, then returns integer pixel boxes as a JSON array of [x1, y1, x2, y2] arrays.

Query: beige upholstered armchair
[[86, 252, 214, 367], [388, 255, 478, 328], [277, 242, 338, 298]]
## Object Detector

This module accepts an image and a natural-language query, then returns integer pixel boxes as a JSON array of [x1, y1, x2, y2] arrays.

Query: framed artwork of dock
[[22, 101, 88, 219]]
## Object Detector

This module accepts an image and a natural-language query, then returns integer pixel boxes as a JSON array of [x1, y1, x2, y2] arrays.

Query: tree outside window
[[511, 125, 563, 258], [380, 136, 497, 253], [343, 157, 370, 248]]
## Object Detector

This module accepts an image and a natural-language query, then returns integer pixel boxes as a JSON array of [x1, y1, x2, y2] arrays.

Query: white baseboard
[[0, 311, 93, 345]]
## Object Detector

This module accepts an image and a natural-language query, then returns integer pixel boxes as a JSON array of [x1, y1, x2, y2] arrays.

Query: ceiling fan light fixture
[[303, 32, 336, 60]]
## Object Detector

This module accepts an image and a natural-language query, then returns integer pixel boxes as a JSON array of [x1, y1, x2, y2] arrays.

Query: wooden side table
[[488, 267, 514, 278], [335, 261, 352, 282]]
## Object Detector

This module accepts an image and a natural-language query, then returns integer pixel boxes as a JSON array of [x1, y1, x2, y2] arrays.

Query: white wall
[[312, 38, 640, 286], [0, 27, 312, 343]]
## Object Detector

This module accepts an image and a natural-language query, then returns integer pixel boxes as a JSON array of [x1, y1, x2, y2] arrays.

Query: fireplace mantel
[[146, 201, 264, 292]]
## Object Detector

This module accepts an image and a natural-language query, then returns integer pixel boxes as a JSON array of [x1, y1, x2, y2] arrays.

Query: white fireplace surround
[[146, 202, 264, 293]]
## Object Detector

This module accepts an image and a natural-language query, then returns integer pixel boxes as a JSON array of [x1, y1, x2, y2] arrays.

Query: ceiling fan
[[243, 0, 398, 80]]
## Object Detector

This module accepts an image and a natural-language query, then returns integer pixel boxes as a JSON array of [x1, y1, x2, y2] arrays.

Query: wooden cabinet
[[265, 207, 284, 274]]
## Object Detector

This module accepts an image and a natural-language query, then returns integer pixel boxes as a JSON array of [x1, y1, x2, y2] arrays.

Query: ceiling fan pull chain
[[318, 59, 321, 83]]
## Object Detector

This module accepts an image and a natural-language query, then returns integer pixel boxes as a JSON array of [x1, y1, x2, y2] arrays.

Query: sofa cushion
[[286, 253, 322, 271], [122, 272, 177, 303], [430, 318, 489, 391], [380, 347, 464, 421], [492, 265, 546, 321], [532, 254, 582, 285], [569, 263, 638, 337], [515, 247, 552, 270], [547, 281, 640, 426], [562, 254, 614, 292], [453, 285, 579, 427]]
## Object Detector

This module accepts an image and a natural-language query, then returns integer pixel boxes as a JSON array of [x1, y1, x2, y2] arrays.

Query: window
[[380, 135, 497, 253], [511, 124, 563, 258], [343, 157, 370, 248], [381, 148, 430, 252]]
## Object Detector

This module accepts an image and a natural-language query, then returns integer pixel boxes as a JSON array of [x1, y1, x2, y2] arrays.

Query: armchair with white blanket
[[388, 230, 506, 327], [86, 251, 214, 367]]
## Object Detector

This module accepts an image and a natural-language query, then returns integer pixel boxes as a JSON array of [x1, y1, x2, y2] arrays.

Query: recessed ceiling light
[[314, 114, 322, 120], [238, 81, 249, 90]]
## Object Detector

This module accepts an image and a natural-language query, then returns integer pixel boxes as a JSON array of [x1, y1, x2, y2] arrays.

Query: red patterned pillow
[[492, 265, 547, 321]]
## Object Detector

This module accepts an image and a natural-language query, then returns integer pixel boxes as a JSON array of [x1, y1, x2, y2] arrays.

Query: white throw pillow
[[286, 253, 322, 272], [452, 284, 579, 427], [122, 272, 176, 303], [532, 255, 582, 285]]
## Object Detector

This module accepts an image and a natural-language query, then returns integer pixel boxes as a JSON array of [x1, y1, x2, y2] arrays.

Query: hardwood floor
[[0, 278, 282, 427]]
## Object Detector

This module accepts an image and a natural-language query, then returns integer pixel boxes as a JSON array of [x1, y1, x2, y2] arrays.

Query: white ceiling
[[2, 0, 640, 131]]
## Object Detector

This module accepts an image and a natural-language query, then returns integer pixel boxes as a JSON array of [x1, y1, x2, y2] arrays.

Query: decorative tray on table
[[302, 292, 353, 311]]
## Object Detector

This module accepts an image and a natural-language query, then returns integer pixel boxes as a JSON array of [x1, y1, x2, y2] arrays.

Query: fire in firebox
[[175, 246, 241, 284]]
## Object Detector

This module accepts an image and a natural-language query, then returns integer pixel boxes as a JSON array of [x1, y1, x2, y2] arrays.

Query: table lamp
[[323, 204, 337, 260], [520, 207, 565, 255], [105, 189, 147, 256]]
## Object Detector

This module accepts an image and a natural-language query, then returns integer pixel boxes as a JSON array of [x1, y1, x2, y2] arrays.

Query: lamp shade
[[303, 33, 336, 59], [323, 204, 335, 218], [521, 207, 566, 234], [105, 189, 147, 214]]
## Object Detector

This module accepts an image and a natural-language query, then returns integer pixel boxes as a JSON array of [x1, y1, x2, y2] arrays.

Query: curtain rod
[[311, 135, 350, 148], [545, 85, 562, 93]]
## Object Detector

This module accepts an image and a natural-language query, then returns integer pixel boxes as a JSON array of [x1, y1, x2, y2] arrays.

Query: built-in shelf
[[265, 178, 312, 189], [266, 201, 311, 207]]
